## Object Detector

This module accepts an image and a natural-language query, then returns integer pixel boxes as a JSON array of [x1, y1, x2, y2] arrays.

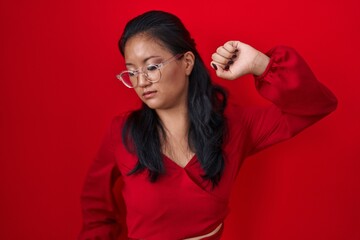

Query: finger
[[223, 41, 238, 53], [211, 52, 232, 66], [216, 46, 234, 59], [224, 41, 252, 63], [210, 61, 235, 80], [210, 60, 227, 71], [210, 60, 232, 72], [224, 40, 244, 52]]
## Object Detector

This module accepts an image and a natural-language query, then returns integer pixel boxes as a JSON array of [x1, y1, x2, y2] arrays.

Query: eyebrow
[[125, 56, 161, 66]]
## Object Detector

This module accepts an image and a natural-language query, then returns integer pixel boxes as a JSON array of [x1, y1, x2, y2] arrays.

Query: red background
[[1, 0, 359, 239]]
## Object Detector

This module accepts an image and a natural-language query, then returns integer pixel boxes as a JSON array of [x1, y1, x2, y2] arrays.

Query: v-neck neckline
[[162, 153, 197, 169]]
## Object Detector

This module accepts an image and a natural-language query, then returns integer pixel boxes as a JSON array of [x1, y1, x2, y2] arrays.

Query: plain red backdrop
[[1, 0, 359, 239]]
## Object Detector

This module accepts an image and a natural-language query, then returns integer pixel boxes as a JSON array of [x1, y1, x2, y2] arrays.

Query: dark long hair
[[118, 10, 228, 187]]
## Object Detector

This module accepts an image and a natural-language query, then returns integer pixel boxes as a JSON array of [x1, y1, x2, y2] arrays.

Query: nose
[[137, 72, 151, 88]]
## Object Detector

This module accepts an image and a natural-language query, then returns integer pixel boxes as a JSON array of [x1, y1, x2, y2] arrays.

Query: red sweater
[[79, 46, 338, 240]]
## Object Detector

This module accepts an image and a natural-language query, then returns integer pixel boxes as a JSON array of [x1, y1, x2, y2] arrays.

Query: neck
[[156, 105, 195, 166], [156, 105, 189, 137]]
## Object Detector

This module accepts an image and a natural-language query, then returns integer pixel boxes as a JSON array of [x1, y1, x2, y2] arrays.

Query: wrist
[[251, 51, 270, 76]]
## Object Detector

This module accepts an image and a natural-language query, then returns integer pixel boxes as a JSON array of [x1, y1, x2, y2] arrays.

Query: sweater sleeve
[[241, 46, 338, 156], [78, 116, 125, 240]]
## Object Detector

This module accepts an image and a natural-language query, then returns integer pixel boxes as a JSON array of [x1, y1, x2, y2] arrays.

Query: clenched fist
[[210, 41, 270, 80]]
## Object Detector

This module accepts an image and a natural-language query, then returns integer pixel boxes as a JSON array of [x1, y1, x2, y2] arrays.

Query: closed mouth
[[143, 90, 157, 97]]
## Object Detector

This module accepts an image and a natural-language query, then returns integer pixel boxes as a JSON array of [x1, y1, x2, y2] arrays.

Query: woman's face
[[123, 34, 192, 111]]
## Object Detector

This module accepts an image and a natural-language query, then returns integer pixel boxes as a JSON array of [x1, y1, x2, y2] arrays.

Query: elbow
[[331, 95, 338, 112], [323, 93, 338, 116], [323, 84, 338, 114]]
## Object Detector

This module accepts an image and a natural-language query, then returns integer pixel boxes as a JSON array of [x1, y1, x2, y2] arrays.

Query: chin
[[143, 101, 161, 110], [144, 102, 172, 111]]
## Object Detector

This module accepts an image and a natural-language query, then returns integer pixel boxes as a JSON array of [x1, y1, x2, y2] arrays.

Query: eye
[[128, 71, 137, 77], [146, 64, 159, 72]]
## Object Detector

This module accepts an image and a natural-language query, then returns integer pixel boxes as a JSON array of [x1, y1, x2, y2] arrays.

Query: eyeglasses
[[116, 54, 184, 88]]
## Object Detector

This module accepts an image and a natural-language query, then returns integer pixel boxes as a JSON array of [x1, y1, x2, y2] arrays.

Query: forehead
[[124, 34, 171, 61]]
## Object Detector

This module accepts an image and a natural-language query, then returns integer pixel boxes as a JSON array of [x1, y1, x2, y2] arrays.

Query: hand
[[210, 40, 270, 80]]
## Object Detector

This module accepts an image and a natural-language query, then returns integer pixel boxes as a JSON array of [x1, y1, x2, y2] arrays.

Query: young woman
[[79, 10, 337, 240]]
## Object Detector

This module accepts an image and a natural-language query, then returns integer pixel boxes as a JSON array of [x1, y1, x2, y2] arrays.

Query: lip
[[142, 90, 157, 99]]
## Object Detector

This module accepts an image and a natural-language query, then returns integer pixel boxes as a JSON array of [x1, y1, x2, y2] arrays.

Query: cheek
[[163, 68, 187, 88], [163, 77, 189, 100], [171, 75, 188, 91]]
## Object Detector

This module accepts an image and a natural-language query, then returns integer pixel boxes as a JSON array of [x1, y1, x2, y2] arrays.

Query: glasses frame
[[116, 53, 184, 88]]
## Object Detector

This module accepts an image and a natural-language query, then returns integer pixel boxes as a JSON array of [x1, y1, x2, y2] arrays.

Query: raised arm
[[211, 41, 338, 155]]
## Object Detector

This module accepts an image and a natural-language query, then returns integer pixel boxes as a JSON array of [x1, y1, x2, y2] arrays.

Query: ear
[[183, 51, 195, 76]]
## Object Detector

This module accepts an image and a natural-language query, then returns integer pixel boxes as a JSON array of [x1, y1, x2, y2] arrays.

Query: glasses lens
[[146, 65, 161, 82], [120, 72, 137, 88], [118, 65, 162, 88]]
